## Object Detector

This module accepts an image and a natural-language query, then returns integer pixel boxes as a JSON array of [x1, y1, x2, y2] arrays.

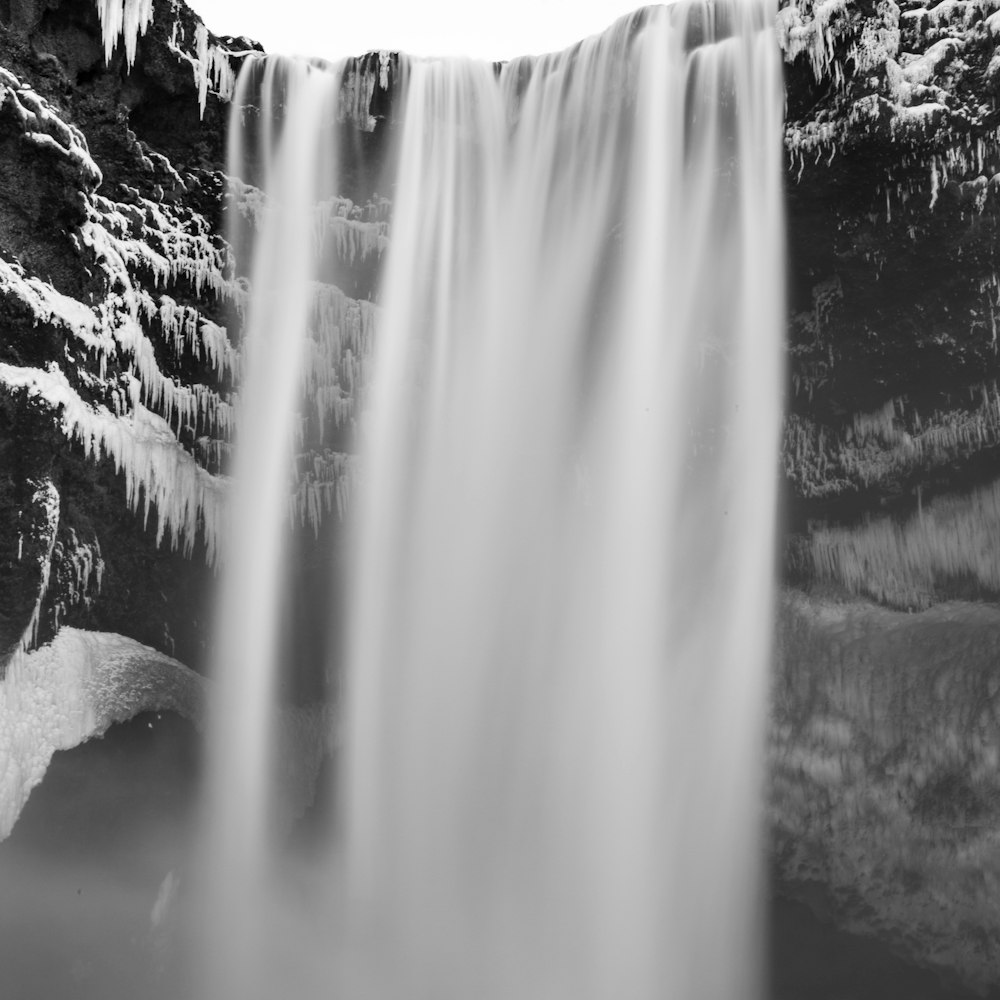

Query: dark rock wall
[[781, 0, 1000, 608], [0, 0, 250, 669]]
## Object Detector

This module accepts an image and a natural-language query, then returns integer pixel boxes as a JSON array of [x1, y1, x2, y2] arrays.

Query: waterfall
[[204, 3, 784, 998]]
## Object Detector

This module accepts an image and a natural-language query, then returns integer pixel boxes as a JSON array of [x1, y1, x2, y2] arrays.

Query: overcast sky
[[186, 0, 645, 62]]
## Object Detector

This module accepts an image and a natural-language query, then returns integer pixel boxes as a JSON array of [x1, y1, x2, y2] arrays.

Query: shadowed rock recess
[[1, 0, 1000, 992]]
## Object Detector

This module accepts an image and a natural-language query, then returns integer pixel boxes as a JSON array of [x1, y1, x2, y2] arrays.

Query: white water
[[204, 3, 784, 998]]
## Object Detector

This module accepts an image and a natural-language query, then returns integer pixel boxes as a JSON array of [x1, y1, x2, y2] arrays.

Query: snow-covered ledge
[[0, 628, 205, 840]]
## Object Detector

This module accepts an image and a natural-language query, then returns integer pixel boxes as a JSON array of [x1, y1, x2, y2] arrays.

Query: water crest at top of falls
[[201, 4, 785, 999]]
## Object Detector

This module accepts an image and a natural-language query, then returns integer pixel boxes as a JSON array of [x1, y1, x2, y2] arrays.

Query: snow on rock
[[84, 193, 242, 304], [72, 193, 243, 445], [778, 0, 1000, 199], [0, 626, 203, 840], [0, 624, 333, 842], [786, 379, 1000, 503], [0, 256, 109, 355], [0, 68, 102, 191], [0, 182, 237, 565], [777, 0, 853, 82], [851, 0, 901, 71]]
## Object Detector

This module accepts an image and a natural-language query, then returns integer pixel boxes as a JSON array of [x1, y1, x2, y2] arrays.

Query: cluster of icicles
[[0, 50, 375, 592], [200, 5, 785, 1000], [96, 0, 237, 117]]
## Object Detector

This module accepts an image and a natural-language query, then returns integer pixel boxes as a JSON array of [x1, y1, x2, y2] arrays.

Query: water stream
[[206, 3, 784, 997]]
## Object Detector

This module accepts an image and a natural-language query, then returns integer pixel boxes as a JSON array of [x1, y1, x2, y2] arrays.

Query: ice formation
[[786, 380, 1000, 498], [292, 450, 355, 533], [168, 19, 240, 118], [305, 282, 379, 435], [16, 480, 60, 656], [779, 0, 1000, 209], [809, 476, 1000, 606], [0, 256, 110, 355], [84, 193, 243, 303], [50, 528, 105, 631], [0, 49, 377, 596], [95, 0, 241, 122], [0, 627, 203, 840], [0, 622, 330, 844], [95, 0, 154, 67], [777, 0, 852, 81], [0, 149, 238, 565], [0, 363, 227, 563]]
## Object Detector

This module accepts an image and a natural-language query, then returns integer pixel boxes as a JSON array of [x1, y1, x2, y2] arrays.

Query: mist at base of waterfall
[[0, 711, 984, 1000]]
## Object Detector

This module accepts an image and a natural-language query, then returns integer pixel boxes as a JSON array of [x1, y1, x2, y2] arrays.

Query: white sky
[[186, 0, 648, 62]]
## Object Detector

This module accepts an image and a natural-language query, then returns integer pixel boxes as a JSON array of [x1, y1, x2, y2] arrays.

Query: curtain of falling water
[[342, 3, 783, 999], [208, 2, 783, 998], [199, 55, 345, 1000]]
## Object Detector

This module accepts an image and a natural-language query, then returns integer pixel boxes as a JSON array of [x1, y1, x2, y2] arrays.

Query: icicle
[[195, 23, 237, 117], [0, 363, 227, 565], [168, 18, 238, 120], [94, 0, 154, 67], [16, 479, 60, 655]]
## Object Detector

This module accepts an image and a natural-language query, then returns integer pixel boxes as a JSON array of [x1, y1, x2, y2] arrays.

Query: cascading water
[[203, 3, 784, 998]]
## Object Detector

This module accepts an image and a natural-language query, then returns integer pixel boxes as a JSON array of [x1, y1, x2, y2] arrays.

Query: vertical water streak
[[207, 3, 783, 998], [342, 4, 784, 1000], [201, 54, 345, 1000]]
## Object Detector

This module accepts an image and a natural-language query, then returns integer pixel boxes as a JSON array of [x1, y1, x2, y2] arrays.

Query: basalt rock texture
[[776, 5, 1000, 987], [1, 0, 1000, 993], [0, 0, 245, 672]]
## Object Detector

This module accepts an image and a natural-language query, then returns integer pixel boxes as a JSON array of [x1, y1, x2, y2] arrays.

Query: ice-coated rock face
[[0, 0, 396, 672], [0, 627, 202, 839], [0, 0, 248, 669], [0, 624, 332, 840], [778, 0, 1000, 606]]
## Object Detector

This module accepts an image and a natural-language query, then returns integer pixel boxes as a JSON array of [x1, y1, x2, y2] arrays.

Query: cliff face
[[1, 0, 1000, 992], [0, 0, 244, 669], [775, 9, 1000, 985], [782, 0, 1000, 608]]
